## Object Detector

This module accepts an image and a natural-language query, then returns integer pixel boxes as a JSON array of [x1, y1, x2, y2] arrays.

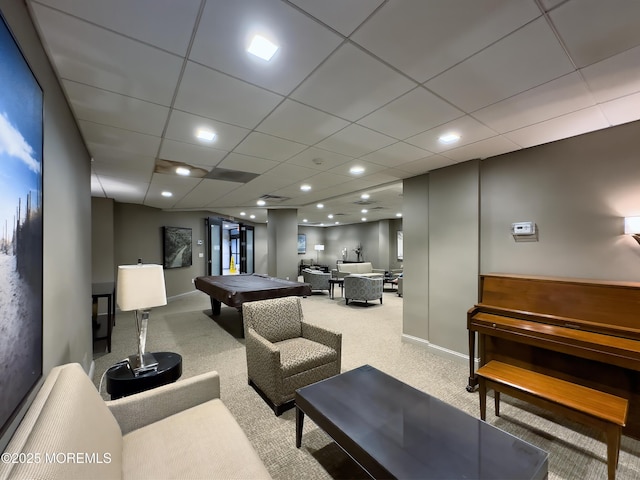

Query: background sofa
[[0, 363, 271, 480], [333, 262, 385, 279]]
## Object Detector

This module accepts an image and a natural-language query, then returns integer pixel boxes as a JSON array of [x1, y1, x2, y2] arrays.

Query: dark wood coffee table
[[295, 364, 548, 479]]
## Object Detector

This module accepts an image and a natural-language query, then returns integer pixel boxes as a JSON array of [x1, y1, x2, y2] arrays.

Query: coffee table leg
[[296, 406, 304, 448]]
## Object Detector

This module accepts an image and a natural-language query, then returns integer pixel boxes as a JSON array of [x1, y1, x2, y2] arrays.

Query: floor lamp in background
[[116, 263, 167, 375], [314, 244, 324, 265]]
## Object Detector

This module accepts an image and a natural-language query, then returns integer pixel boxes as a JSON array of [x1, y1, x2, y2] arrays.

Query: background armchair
[[344, 276, 383, 305], [302, 269, 331, 294], [242, 296, 341, 415]]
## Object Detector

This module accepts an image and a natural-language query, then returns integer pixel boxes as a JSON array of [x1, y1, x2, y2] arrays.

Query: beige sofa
[[0, 363, 271, 480], [334, 262, 385, 279]]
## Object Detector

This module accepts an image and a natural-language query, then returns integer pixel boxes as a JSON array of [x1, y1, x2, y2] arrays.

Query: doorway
[[207, 217, 254, 275]]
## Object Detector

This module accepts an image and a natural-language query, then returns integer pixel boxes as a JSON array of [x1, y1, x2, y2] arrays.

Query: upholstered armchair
[[344, 275, 383, 305], [242, 296, 342, 415], [397, 276, 403, 297], [302, 269, 331, 293]]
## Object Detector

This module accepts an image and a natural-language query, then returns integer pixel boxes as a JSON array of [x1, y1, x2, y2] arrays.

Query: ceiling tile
[[285, 147, 354, 171], [406, 116, 497, 153], [315, 124, 396, 158], [172, 179, 240, 209], [425, 17, 574, 112], [189, 0, 342, 95], [359, 142, 432, 168], [599, 92, 640, 126], [257, 100, 349, 145], [549, 0, 640, 67], [90, 149, 156, 184], [395, 154, 454, 175], [98, 176, 148, 203], [30, 3, 183, 105], [289, 0, 384, 37], [351, 0, 540, 82], [291, 42, 415, 121], [234, 132, 307, 161], [62, 80, 170, 137], [174, 62, 283, 129], [164, 110, 250, 151], [217, 152, 281, 174], [79, 120, 161, 157], [473, 72, 595, 133], [581, 45, 640, 103], [33, 0, 202, 55], [440, 136, 520, 162], [159, 140, 227, 168], [91, 175, 105, 197], [503, 106, 609, 148], [357, 87, 464, 139]]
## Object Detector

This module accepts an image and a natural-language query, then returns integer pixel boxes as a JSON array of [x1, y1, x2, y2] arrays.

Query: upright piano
[[467, 273, 640, 439]]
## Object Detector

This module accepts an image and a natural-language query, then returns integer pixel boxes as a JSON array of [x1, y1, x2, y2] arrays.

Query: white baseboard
[[401, 333, 479, 368]]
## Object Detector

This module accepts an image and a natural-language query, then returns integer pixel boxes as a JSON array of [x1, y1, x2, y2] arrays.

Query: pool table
[[194, 273, 312, 315]]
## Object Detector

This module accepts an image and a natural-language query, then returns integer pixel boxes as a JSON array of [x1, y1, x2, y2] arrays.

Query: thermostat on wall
[[511, 221, 536, 236]]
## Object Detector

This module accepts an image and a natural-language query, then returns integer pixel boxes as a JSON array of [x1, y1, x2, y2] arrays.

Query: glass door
[[240, 224, 254, 273], [206, 217, 223, 275]]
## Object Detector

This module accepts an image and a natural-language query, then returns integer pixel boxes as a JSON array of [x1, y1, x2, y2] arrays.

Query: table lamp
[[314, 244, 324, 264], [116, 263, 167, 375]]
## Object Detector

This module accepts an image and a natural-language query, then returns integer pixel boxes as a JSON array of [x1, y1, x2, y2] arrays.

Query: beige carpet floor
[[93, 286, 640, 479]]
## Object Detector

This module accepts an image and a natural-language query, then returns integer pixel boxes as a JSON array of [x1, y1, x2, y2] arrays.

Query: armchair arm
[[302, 323, 341, 353], [245, 327, 282, 400], [107, 370, 220, 434], [302, 323, 342, 373]]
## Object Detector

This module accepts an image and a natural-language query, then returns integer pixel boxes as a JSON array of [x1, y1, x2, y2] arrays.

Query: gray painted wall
[[1, 1, 93, 375], [403, 119, 640, 363], [91, 197, 114, 283]]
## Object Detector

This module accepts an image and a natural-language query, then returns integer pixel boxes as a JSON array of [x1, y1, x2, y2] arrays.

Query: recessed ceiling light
[[361, 217, 367, 222], [303, 219, 308, 223], [361, 193, 370, 199], [247, 34, 278, 61], [250, 214, 255, 219], [335, 221, 339, 225], [328, 214, 334, 219], [396, 212, 402, 217], [317, 203, 324, 209], [240, 211, 246, 216], [257, 199, 266, 206], [361, 209, 368, 214], [161, 191, 173, 197], [300, 184, 311, 192], [439, 132, 461, 144], [196, 129, 216, 142], [175, 166, 191, 176], [350, 166, 365, 175]]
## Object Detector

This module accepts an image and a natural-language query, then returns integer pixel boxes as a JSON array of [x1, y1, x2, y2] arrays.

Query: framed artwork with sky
[[0, 12, 44, 448]]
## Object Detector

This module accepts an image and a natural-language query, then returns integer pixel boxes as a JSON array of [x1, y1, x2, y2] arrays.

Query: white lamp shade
[[117, 264, 167, 311], [314, 244, 325, 251], [625, 216, 640, 235]]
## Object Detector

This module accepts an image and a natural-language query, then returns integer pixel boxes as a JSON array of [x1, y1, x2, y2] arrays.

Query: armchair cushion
[[302, 269, 331, 292], [277, 337, 337, 377]]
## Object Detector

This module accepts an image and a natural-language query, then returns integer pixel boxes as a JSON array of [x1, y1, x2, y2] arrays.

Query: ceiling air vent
[[353, 200, 374, 205], [204, 168, 260, 183], [259, 194, 291, 202]]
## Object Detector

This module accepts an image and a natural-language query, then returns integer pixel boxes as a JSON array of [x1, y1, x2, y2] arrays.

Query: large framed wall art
[[0, 12, 44, 446], [163, 226, 193, 269]]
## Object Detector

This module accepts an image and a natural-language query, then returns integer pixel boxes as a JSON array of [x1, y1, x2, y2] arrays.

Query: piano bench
[[476, 360, 628, 480]]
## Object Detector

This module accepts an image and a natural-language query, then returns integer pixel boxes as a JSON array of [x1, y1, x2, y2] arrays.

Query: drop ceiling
[[25, 0, 640, 225]]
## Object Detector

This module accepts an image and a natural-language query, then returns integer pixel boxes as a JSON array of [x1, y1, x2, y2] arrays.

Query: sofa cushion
[[0, 363, 122, 480], [122, 398, 270, 479]]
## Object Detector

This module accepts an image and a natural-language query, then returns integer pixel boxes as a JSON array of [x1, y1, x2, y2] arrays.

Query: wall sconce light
[[625, 216, 640, 245]]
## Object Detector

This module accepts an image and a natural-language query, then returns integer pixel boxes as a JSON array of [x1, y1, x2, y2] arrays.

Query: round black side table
[[106, 351, 182, 399]]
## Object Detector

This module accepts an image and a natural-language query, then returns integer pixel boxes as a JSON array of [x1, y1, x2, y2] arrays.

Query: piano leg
[[467, 329, 478, 392]]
